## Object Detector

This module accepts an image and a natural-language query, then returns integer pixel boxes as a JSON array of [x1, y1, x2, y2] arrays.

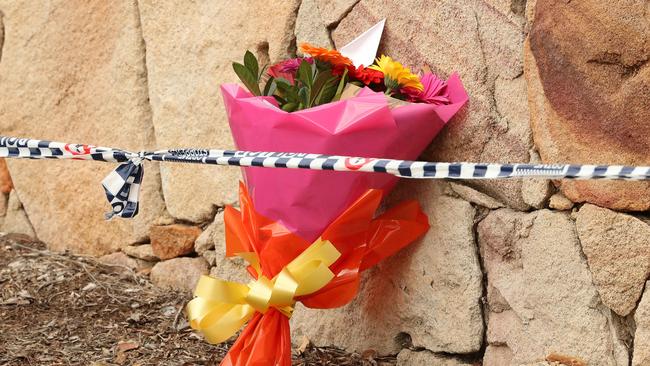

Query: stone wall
[[0, 0, 649, 365]]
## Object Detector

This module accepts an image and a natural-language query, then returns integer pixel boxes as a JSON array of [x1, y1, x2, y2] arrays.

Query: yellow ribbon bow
[[186, 238, 341, 344]]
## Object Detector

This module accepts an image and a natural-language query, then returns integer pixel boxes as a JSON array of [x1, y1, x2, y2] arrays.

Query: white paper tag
[[339, 19, 386, 67]]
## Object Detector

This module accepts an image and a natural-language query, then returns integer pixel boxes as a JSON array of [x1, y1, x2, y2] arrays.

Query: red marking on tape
[[64, 143, 94, 160], [344, 157, 375, 170]]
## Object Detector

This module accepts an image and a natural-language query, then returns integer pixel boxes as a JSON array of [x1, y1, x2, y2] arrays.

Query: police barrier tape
[[1, 136, 649, 219]]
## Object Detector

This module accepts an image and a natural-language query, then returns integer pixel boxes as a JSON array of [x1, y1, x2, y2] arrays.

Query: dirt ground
[[0, 234, 395, 366]]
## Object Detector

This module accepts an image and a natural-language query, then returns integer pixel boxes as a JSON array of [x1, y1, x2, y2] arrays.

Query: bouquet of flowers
[[187, 21, 468, 366]]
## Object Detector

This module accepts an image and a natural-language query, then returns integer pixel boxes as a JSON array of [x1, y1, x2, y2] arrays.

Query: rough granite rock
[[0, 159, 13, 194], [295, 0, 332, 48], [150, 224, 202, 260], [291, 181, 483, 354], [208, 212, 251, 285], [487, 283, 511, 313], [138, 1, 301, 222], [525, 0, 537, 26], [478, 209, 629, 365], [575, 204, 650, 316], [525, 0, 650, 211], [315, 0, 360, 28], [194, 211, 225, 256], [295, 0, 365, 49], [98, 252, 153, 272], [449, 182, 505, 209], [209, 258, 250, 285], [521, 150, 552, 209], [633, 282, 650, 366], [0, 1, 166, 255], [396, 349, 473, 366], [194, 227, 215, 256], [483, 345, 514, 366], [548, 192, 573, 211], [122, 244, 158, 262], [333, 0, 535, 210], [2, 190, 36, 238], [150, 257, 209, 293], [487, 310, 521, 346], [202, 250, 216, 267], [521, 178, 551, 209]]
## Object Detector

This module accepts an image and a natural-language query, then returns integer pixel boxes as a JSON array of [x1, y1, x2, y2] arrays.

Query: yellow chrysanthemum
[[369, 55, 423, 92]]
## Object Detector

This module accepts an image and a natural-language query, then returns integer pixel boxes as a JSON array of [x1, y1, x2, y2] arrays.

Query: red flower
[[267, 57, 314, 84], [333, 65, 384, 86], [331, 64, 351, 76], [267, 64, 295, 83], [350, 66, 384, 85]]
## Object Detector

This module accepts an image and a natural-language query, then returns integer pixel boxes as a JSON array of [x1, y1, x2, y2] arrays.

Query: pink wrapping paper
[[221, 73, 468, 242]]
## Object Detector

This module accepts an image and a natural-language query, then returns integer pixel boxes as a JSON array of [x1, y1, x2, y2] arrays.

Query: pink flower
[[402, 72, 450, 105], [280, 57, 313, 72], [267, 57, 314, 83]]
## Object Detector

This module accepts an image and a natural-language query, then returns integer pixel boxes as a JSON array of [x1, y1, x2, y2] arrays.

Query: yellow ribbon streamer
[[186, 238, 340, 344]]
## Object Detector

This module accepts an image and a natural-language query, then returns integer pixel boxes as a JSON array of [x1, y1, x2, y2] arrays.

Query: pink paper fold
[[221, 73, 468, 241]]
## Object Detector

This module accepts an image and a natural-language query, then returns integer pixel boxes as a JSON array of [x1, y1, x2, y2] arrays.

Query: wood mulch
[[0, 234, 395, 366]]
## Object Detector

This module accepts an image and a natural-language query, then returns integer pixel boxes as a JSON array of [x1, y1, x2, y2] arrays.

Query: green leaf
[[263, 76, 276, 96], [314, 59, 331, 72], [243, 51, 259, 81], [282, 102, 298, 112], [273, 95, 287, 105], [297, 60, 314, 88], [233, 62, 261, 96], [275, 77, 292, 85], [298, 87, 310, 108], [279, 88, 298, 104], [274, 78, 292, 98], [309, 70, 332, 106], [258, 63, 268, 80], [332, 68, 349, 102], [316, 77, 338, 105]]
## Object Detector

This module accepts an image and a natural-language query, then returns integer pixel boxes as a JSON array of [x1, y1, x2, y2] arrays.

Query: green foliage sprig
[[232, 51, 346, 112], [232, 51, 264, 96]]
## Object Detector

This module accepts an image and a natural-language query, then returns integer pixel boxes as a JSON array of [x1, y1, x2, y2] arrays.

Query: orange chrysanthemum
[[299, 43, 353, 67]]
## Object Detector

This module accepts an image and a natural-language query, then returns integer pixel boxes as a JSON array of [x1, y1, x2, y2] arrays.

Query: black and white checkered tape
[[1, 136, 648, 219]]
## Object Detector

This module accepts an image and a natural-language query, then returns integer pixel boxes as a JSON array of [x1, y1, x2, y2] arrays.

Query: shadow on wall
[[0, 10, 5, 62]]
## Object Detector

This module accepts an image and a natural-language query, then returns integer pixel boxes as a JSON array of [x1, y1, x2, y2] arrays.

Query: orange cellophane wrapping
[[219, 183, 429, 366]]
